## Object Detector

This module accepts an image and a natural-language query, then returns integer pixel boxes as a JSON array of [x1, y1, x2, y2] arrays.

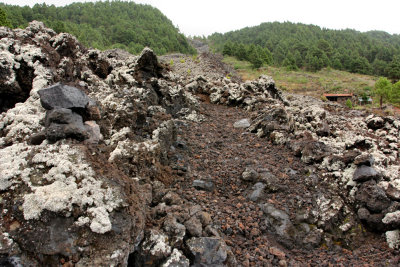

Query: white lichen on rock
[[386, 230, 400, 249], [0, 143, 124, 234]]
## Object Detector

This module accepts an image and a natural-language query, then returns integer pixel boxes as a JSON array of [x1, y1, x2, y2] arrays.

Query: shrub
[[345, 99, 353, 108]]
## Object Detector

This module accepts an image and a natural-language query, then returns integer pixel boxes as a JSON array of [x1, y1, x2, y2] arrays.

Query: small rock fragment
[[192, 179, 214, 192], [241, 167, 259, 182], [233, 118, 251, 128]]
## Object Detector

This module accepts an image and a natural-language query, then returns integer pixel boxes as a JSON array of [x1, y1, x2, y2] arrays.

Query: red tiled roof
[[323, 93, 353, 97]]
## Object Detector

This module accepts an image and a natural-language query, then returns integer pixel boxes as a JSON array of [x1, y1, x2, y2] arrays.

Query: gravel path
[[174, 98, 398, 266]]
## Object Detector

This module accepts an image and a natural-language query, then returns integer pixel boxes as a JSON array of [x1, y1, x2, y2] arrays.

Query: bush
[[345, 99, 353, 108]]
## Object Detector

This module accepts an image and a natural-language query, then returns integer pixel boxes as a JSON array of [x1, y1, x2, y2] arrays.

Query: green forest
[[0, 1, 196, 55], [209, 22, 400, 80]]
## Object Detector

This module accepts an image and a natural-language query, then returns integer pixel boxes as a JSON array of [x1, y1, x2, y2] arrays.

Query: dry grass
[[223, 56, 377, 99]]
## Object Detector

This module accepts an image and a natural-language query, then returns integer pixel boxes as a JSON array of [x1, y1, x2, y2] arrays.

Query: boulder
[[247, 182, 266, 202], [357, 207, 386, 232], [161, 249, 190, 267], [163, 215, 186, 247], [38, 83, 90, 110], [386, 184, 400, 201], [44, 108, 88, 143], [353, 166, 381, 182], [134, 230, 172, 266], [45, 121, 87, 143], [184, 216, 203, 237], [382, 211, 400, 227], [260, 203, 297, 248], [355, 180, 391, 213], [354, 154, 375, 166], [186, 237, 228, 266], [249, 107, 294, 138], [386, 230, 400, 249], [134, 47, 163, 81], [316, 121, 330, 137], [366, 116, 385, 130], [44, 108, 83, 127]]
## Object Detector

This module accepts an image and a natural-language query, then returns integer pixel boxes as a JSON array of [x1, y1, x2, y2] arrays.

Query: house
[[323, 93, 354, 103]]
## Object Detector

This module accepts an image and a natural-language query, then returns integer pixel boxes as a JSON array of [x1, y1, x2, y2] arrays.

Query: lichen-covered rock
[[186, 237, 229, 266], [161, 249, 190, 267]]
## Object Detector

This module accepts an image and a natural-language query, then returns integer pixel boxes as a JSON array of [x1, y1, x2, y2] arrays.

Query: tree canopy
[[0, 7, 11, 27], [0, 1, 196, 55], [209, 22, 400, 77]]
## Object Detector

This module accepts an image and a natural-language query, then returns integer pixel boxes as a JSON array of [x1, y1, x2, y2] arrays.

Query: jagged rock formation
[[1, 21, 400, 266], [0, 22, 231, 266]]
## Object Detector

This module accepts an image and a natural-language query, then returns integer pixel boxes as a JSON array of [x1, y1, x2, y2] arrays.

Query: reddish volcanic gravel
[[170, 97, 399, 266]]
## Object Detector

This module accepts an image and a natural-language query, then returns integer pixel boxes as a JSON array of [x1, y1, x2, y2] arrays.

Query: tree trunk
[[380, 95, 383, 109]]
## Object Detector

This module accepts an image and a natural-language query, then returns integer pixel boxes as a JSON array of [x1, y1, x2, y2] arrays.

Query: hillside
[[209, 21, 400, 79], [1, 22, 400, 266], [0, 1, 196, 55]]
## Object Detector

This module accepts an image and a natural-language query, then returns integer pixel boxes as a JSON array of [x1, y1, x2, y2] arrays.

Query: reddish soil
[[172, 97, 399, 266]]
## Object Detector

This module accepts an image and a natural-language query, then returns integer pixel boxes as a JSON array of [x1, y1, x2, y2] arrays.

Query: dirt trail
[[174, 98, 397, 266]]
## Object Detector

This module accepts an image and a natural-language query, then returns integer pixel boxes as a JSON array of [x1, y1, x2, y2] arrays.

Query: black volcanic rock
[[38, 83, 90, 110]]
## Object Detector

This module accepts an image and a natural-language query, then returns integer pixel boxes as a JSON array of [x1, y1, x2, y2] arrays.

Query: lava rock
[[355, 180, 391, 213], [249, 107, 294, 138], [386, 184, 400, 201], [300, 141, 330, 164], [316, 121, 330, 137], [29, 132, 46, 145], [134, 230, 172, 266], [161, 249, 190, 267], [241, 167, 259, 182], [134, 47, 163, 81], [84, 121, 103, 144], [233, 118, 251, 129], [357, 207, 386, 232], [163, 215, 186, 247], [38, 83, 90, 110], [354, 154, 375, 166], [353, 166, 381, 182], [260, 203, 297, 248], [185, 216, 203, 237], [186, 237, 228, 266], [44, 108, 83, 127], [192, 179, 214, 192], [382, 211, 400, 227], [366, 116, 385, 130], [248, 182, 266, 202]]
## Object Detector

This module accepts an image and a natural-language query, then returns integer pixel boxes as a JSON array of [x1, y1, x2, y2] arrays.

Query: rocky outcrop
[[0, 22, 232, 266], [1, 20, 400, 266]]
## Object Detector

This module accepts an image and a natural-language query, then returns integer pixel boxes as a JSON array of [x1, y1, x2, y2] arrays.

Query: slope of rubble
[[0, 22, 400, 266]]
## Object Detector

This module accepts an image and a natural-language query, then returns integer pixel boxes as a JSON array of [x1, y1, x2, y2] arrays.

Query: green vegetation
[[374, 77, 400, 108], [0, 1, 195, 55], [224, 56, 376, 97], [345, 99, 353, 109], [0, 7, 11, 27], [209, 22, 400, 78]]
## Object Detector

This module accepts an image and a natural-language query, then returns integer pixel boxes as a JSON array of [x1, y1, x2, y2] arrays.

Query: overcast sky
[[1, 0, 399, 36]]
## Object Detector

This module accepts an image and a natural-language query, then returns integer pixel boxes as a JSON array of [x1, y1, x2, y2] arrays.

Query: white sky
[[1, 0, 399, 36]]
